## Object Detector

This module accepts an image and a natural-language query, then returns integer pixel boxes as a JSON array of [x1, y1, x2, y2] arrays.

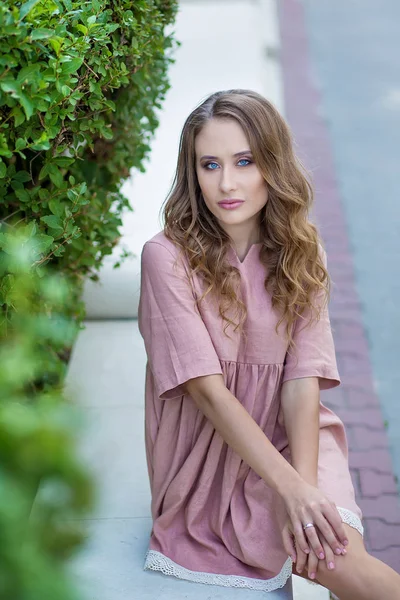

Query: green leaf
[[19, 93, 34, 120], [0, 160, 6, 179], [0, 80, 21, 96], [11, 106, 25, 127], [38, 188, 50, 201], [53, 245, 65, 257], [15, 138, 27, 151], [0, 148, 13, 158], [53, 157, 74, 167], [76, 24, 88, 35], [101, 128, 114, 140], [39, 164, 50, 181], [48, 38, 61, 56], [48, 165, 64, 188], [0, 274, 15, 306], [60, 58, 84, 76], [49, 200, 64, 218], [17, 64, 40, 84], [40, 215, 63, 230], [0, 232, 20, 254], [66, 189, 77, 202], [19, 0, 40, 20], [30, 233, 54, 257], [31, 140, 51, 151], [20, 221, 37, 239], [12, 171, 31, 183], [31, 29, 54, 40], [15, 188, 31, 203]]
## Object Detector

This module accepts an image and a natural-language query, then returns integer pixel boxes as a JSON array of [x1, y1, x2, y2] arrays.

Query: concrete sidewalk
[[65, 1, 330, 598]]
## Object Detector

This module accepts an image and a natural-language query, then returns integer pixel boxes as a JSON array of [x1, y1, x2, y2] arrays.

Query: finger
[[324, 504, 349, 548], [320, 531, 336, 572], [314, 513, 345, 556], [307, 549, 319, 581], [296, 548, 309, 575], [282, 527, 297, 563], [293, 521, 310, 557], [303, 524, 325, 560], [294, 542, 309, 574]]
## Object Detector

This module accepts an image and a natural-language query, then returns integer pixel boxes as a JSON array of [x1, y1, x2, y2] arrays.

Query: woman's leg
[[293, 524, 400, 600]]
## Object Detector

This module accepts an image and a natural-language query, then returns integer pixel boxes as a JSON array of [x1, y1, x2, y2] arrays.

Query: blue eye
[[203, 158, 252, 170]]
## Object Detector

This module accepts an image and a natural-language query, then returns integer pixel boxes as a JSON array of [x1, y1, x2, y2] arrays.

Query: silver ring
[[303, 523, 315, 530]]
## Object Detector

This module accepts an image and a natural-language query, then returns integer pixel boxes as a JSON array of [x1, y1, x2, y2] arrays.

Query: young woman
[[138, 89, 400, 599]]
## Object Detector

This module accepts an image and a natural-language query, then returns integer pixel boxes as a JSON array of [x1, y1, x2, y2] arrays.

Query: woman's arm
[[185, 373, 303, 496], [184, 373, 347, 562], [280, 377, 320, 487]]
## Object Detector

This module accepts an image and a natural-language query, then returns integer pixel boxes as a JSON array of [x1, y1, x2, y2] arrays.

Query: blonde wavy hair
[[161, 89, 329, 347]]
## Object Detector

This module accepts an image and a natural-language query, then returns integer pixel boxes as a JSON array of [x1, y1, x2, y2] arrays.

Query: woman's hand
[[282, 521, 342, 580], [280, 479, 348, 574]]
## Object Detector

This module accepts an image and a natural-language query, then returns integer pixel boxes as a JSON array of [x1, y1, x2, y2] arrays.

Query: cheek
[[247, 172, 268, 199]]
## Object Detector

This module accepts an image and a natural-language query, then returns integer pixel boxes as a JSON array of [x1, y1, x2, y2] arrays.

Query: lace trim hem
[[337, 506, 364, 536], [143, 508, 363, 592], [144, 550, 293, 592]]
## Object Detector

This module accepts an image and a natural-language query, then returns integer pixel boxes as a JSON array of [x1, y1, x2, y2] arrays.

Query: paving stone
[[349, 468, 361, 497], [335, 336, 368, 360], [334, 408, 386, 430], [339, 376, 376, 393], [359, 471, 398, 497], [345, 389, 380, 409], [349, 449, 394, 473], [370, 547, 400, 573], [365, 519, 400, 551], [338, 357, 374, 376], [358, 496, 400, 523], [352, 427, 389, 450], [320, 386, 347, 409]]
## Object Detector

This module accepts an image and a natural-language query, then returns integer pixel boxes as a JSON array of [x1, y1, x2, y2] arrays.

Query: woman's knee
[[298, 527, 369, 596]]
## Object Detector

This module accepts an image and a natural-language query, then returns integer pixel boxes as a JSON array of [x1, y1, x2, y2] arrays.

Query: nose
[[219, 166, 237, 194]]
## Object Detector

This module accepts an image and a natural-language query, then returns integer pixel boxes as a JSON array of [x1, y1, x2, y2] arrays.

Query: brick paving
[[279, 0, 400, 572]]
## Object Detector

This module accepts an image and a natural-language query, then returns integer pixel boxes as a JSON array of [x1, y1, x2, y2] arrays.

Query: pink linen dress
[[138, 230, 363, 594]]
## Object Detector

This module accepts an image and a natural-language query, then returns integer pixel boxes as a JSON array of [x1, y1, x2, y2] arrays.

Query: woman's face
[[194, 118, 268, 240]]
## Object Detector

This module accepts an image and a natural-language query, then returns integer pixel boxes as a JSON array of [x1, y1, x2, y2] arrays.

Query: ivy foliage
[[0, 0, 178, 332], [0, 0, 178, 370]]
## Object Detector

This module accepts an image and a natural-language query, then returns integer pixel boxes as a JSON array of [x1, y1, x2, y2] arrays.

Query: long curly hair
[[161, 89, 329, 347]]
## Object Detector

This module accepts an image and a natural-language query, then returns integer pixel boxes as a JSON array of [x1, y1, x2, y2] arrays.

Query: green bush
[[0, 0, 178, 596], [0, 0, 178, 349]]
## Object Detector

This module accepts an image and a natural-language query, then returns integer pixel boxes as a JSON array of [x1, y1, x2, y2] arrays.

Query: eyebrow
[[200, 150, 253, 160]]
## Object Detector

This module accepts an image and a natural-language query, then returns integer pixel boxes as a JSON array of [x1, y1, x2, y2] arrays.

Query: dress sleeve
[[138, 241, 223, 400], [282, 249, 340, 390]]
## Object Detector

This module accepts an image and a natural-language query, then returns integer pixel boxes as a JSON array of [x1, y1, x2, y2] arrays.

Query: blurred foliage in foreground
[[0, 236, 95, 599], [0, 0, 179, 595]]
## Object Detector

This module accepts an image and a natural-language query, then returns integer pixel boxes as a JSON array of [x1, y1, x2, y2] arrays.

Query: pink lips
[[218, 200, 244, 210]]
